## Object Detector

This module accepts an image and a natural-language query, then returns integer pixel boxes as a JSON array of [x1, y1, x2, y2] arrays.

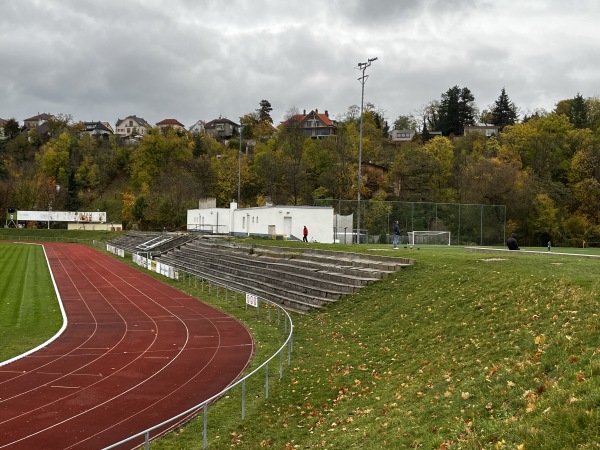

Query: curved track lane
[[0, 243, 254, 449]]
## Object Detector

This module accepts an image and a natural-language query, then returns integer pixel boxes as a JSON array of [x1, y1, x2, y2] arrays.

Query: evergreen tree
[[437, 86, 477, 136], [570, 93, 588, 129], [256, 100, 273, 124], [491, 87, 518, 129], [421, 119, 432, 142]]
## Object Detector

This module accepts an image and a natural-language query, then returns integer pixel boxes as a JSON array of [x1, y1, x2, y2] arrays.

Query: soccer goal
[[408, 230, 451, 246]]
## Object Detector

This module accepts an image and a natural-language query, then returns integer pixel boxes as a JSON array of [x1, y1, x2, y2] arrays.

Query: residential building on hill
[[204, 117, 239, 141], [82, 121, 113, 137], [101, 122, 114, 133], [0, 118, 6, 140], [23, 113, 56, 129], [389, 129, 416, 142], [280, 109, 337, 139], [115, 115, 151, 138], [156, 118, 185, 131], [464, 125, 502, 137], [189, 119, 206, 134]]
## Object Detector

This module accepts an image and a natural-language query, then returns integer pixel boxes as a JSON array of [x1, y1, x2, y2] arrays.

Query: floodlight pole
[[356, 57, 377, 243], [238, 124, 243, 206]]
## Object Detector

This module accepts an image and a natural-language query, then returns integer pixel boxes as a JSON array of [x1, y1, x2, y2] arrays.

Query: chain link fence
[[316, 199, 506, 246]]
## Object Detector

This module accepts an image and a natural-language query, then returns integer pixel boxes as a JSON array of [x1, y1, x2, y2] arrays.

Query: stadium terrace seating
[[108, 233, 413, 312]]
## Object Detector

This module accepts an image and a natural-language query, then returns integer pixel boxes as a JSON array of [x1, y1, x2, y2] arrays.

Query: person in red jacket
[[303, 226, 308, 242]]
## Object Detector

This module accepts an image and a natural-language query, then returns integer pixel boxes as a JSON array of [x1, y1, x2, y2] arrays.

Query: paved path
[[0, 243, 254, 449]]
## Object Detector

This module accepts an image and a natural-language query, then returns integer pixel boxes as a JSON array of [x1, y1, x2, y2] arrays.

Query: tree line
[[2, 90, 600, 246]]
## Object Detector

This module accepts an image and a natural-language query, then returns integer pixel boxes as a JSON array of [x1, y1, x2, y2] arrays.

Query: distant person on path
[[303, 226, 309, 242], [507, 233, 520, 250], [393, 220, 401, 249]]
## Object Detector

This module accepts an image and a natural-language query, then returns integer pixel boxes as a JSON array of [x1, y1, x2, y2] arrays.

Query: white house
[[389, 128, 416, 142], [115, 115, 151, 137], [187, 199, 337, 243], [188, 119, 206, 134]]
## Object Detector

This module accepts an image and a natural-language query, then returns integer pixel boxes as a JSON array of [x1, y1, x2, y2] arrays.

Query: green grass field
[[2, 237, 599, 449], [0, 243, 63, 362]]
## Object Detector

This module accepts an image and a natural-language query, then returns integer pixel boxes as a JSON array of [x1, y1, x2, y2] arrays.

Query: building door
[[283, 216, 292, 238]]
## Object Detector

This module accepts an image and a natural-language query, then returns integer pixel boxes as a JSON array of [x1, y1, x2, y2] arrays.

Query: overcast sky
[[1, 0, 599, 128]]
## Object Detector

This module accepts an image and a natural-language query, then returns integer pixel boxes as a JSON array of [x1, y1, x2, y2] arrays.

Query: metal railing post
[[265, 362, 269, 399], [279, 350, 283, 379], [241, 379, 246, 420], [203, 404, 208, 450]]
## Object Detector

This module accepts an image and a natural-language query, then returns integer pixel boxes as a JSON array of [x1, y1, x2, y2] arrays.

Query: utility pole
[[356, 57, 377, 243]]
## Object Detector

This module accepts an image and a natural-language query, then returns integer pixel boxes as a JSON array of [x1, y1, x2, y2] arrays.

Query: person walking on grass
[[393, 220, 400, 249], [303, 226, 309, 242]]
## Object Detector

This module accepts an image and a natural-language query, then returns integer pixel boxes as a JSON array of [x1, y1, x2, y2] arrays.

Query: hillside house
[[23, 113, 56, 129], [464, 125, 502, 137], [189, 119, 206, 134], [115, 115, 151, 138], [389, 129, 416, 142], [281, 109, 337, 139], [82, 121, 113, 137], [0, 118, 6, 140], [204, 117, 239, 141], [156, 118, 186, 131]]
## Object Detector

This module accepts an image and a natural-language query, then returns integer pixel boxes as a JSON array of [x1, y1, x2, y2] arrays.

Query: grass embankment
[[0, 243, 63, 362], [154, 243, 600, 449], [2, 236, 599, 448]]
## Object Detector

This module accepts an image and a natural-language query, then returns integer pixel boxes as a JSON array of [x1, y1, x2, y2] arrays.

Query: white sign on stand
[[245, 293, 258, 308]]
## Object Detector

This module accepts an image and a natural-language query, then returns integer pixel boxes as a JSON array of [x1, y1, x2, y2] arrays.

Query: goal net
[[408, 230, 451, 246]]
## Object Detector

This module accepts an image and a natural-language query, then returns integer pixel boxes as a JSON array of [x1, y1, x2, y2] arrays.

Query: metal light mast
[[356, 57, 377, 243]]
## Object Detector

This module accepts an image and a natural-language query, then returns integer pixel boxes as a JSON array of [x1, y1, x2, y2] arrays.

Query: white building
[[187, 199, 337, 243]]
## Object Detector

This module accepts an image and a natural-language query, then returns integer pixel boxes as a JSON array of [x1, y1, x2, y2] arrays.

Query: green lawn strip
[[147, 244, 600, 449], [0, 243, 63, 362], [0, 228, 121, 243]]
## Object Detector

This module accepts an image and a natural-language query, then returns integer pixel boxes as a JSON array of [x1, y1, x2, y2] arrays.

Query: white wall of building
[[187, 202, 336, 243]]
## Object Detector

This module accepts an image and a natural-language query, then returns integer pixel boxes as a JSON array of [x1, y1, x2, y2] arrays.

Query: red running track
[[0, 243, 254, 449]]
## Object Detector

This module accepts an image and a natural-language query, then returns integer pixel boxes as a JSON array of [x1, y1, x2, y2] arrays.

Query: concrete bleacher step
[[156, 254, 324, 313], [180, 243, 373, 290], [163, 250, 347, 303], [187, 240, 391, 281], [198, 241, 412, 271]]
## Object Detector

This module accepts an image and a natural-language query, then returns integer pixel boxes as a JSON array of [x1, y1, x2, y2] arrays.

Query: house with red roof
[[280, 109, 337, 139], [156, 118, 186, 131]]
